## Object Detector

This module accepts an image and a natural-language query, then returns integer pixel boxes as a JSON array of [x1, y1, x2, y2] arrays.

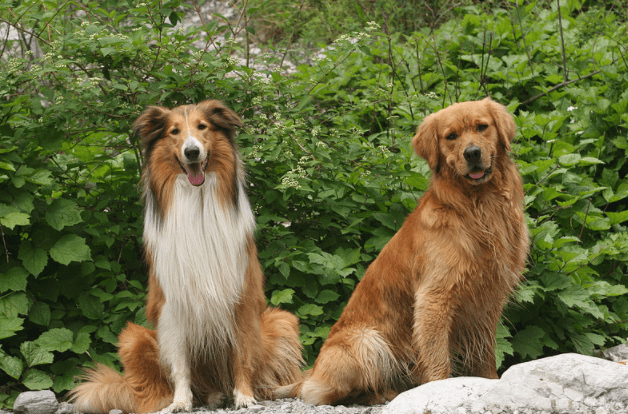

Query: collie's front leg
[[232, 347, 256, 408], [159, 312, 193, 413]]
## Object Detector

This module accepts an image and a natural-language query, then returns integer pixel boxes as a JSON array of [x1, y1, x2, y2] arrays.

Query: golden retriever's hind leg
[[299, 327, 396, 406]]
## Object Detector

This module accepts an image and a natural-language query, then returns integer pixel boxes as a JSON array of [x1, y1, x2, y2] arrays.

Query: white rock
[[384, 353, 628, 414]]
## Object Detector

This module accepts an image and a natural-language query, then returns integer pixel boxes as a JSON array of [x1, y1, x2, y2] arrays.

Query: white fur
[[143, 172, 255, 411], [182, 136, 206, 162]]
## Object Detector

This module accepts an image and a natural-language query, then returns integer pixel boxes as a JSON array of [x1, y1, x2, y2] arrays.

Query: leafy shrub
[[0, 0, 627, 408]]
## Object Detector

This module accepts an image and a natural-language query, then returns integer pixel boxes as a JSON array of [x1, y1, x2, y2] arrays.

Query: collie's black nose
[[464, 145, 482, 162], [184, 146, 200, 161]]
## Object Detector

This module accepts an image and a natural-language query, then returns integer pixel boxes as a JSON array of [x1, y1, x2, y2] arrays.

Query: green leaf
[[316, 290, 340, 304], [22, 369, 53, 391], [297, 304, 324, 317], [70, 331, 91, 354], [270, 289, 295, 306], [607, 210, 628, 226], [512, 325, 546, 360], [0, 292, 29, 317], [558, 153, 581, 166], [18, 241, 48, 277], [45, 199, 83, 231], [35, 328, 74, 352], [21, 342, 54, 368], [0, 352, 23, 379], [50, 234, 91, 265], [28, 302, 51, 326], [578, 157, 604, 165], [0, 315, 24, 340], [0, 267, 29, 293], [0, 212, 30, 229], [77, 291, 104, 320]]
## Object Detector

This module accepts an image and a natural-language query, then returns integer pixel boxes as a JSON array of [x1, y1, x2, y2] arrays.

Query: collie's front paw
[[233, 389, 256, 409], [164, 397, 192, 413]]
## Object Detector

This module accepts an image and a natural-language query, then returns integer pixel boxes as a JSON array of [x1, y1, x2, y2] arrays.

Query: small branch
[[0, 223, 8, 264], [578, 198, 591, 241], [279, 0, 307, 70], [524, 164, 561, 194], [514, 0, 535, 75], [519, 63, 616, 106], [556, 0, 569, 83]]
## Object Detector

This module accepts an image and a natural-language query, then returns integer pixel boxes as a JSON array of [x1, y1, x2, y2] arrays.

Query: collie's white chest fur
[[143, 173, 255, 349]]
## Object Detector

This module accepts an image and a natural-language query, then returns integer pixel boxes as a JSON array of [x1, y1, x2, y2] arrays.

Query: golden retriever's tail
[[69, 323, 173, 414]]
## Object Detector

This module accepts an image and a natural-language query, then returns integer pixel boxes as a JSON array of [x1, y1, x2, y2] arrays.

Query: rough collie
[[70, 100, 303, 413], [275, 98, 529, 405]]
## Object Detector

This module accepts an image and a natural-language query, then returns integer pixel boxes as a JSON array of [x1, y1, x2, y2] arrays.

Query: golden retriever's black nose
[[184, 146, 200, 161], [464, 146, 482, 162]]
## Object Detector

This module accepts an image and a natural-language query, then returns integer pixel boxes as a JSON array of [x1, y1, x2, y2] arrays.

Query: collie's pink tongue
[[187, 171, 205, 186], [469, 170, 485, 179], [184, 165, 205, 186]]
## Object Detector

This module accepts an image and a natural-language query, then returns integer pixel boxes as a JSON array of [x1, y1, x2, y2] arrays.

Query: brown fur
[[276, 98, 529, 405], [69, 101, 303, 413]]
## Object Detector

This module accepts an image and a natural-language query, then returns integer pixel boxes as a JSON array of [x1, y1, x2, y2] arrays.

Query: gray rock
[[54, 402, 73, 414], [13, 391, 59, 414], [602, 342, 628, 362], [383, 353, 628, 414]]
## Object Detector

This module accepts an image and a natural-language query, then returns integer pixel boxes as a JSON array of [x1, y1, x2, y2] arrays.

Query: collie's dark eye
[[477, 124, 488, 132], [171, 128, 179, 135], [446, 133, 458, 141], [198, 124, 207, 130]]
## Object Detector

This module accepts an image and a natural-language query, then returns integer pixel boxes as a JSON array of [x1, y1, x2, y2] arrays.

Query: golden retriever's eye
[[446, 133, 458, 141], [477, 124, 488, 132], [171, 128, 179, 135], [198, 123, 207, 130]]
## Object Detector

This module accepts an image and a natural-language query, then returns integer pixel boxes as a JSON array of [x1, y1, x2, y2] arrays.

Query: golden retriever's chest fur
[[415, 181, 526, 296]]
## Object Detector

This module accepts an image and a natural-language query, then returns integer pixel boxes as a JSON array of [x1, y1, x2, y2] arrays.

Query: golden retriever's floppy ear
[[412, 113, 440, 172], [198, 100, 242, 143], [485, 98, 516, 152], [133, 105, 171, 146]]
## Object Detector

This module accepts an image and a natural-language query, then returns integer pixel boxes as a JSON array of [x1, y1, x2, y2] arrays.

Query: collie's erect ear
[[412, 113, 440, 172], [198, 100, 242, 142], [133, 106, 170, 146], [485, 98, 516, 152]]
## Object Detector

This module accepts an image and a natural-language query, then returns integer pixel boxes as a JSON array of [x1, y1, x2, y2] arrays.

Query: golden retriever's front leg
[[412, 288, 453, 383]]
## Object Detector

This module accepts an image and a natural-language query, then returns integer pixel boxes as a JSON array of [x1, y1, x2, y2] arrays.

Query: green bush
[[0, 0, 627, 407]]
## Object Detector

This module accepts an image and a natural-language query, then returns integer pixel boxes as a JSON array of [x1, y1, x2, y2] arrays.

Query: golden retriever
[[276, 97, 529, 405]]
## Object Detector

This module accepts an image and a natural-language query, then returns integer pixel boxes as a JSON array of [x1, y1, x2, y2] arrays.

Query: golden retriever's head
[[412, 98, 515, 185]]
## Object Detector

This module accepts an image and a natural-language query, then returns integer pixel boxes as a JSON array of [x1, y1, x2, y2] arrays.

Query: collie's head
[[134, 100, 243, 216]]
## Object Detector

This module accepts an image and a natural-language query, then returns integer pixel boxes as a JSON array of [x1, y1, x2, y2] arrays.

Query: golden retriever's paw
[[233, 389, 256, 409]]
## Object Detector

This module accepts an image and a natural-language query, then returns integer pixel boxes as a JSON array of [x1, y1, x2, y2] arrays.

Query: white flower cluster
[[281, 176, 300, 188], [312, 125, 321, 137], [7, 59, 21, 73], [334, 22, 379, 45]]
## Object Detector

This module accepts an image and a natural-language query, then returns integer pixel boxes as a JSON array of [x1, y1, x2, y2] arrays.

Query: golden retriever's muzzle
[[463, 145, 492, 182]]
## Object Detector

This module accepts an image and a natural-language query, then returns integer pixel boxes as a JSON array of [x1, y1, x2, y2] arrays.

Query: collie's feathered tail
[[70, 308, 302, 413]]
